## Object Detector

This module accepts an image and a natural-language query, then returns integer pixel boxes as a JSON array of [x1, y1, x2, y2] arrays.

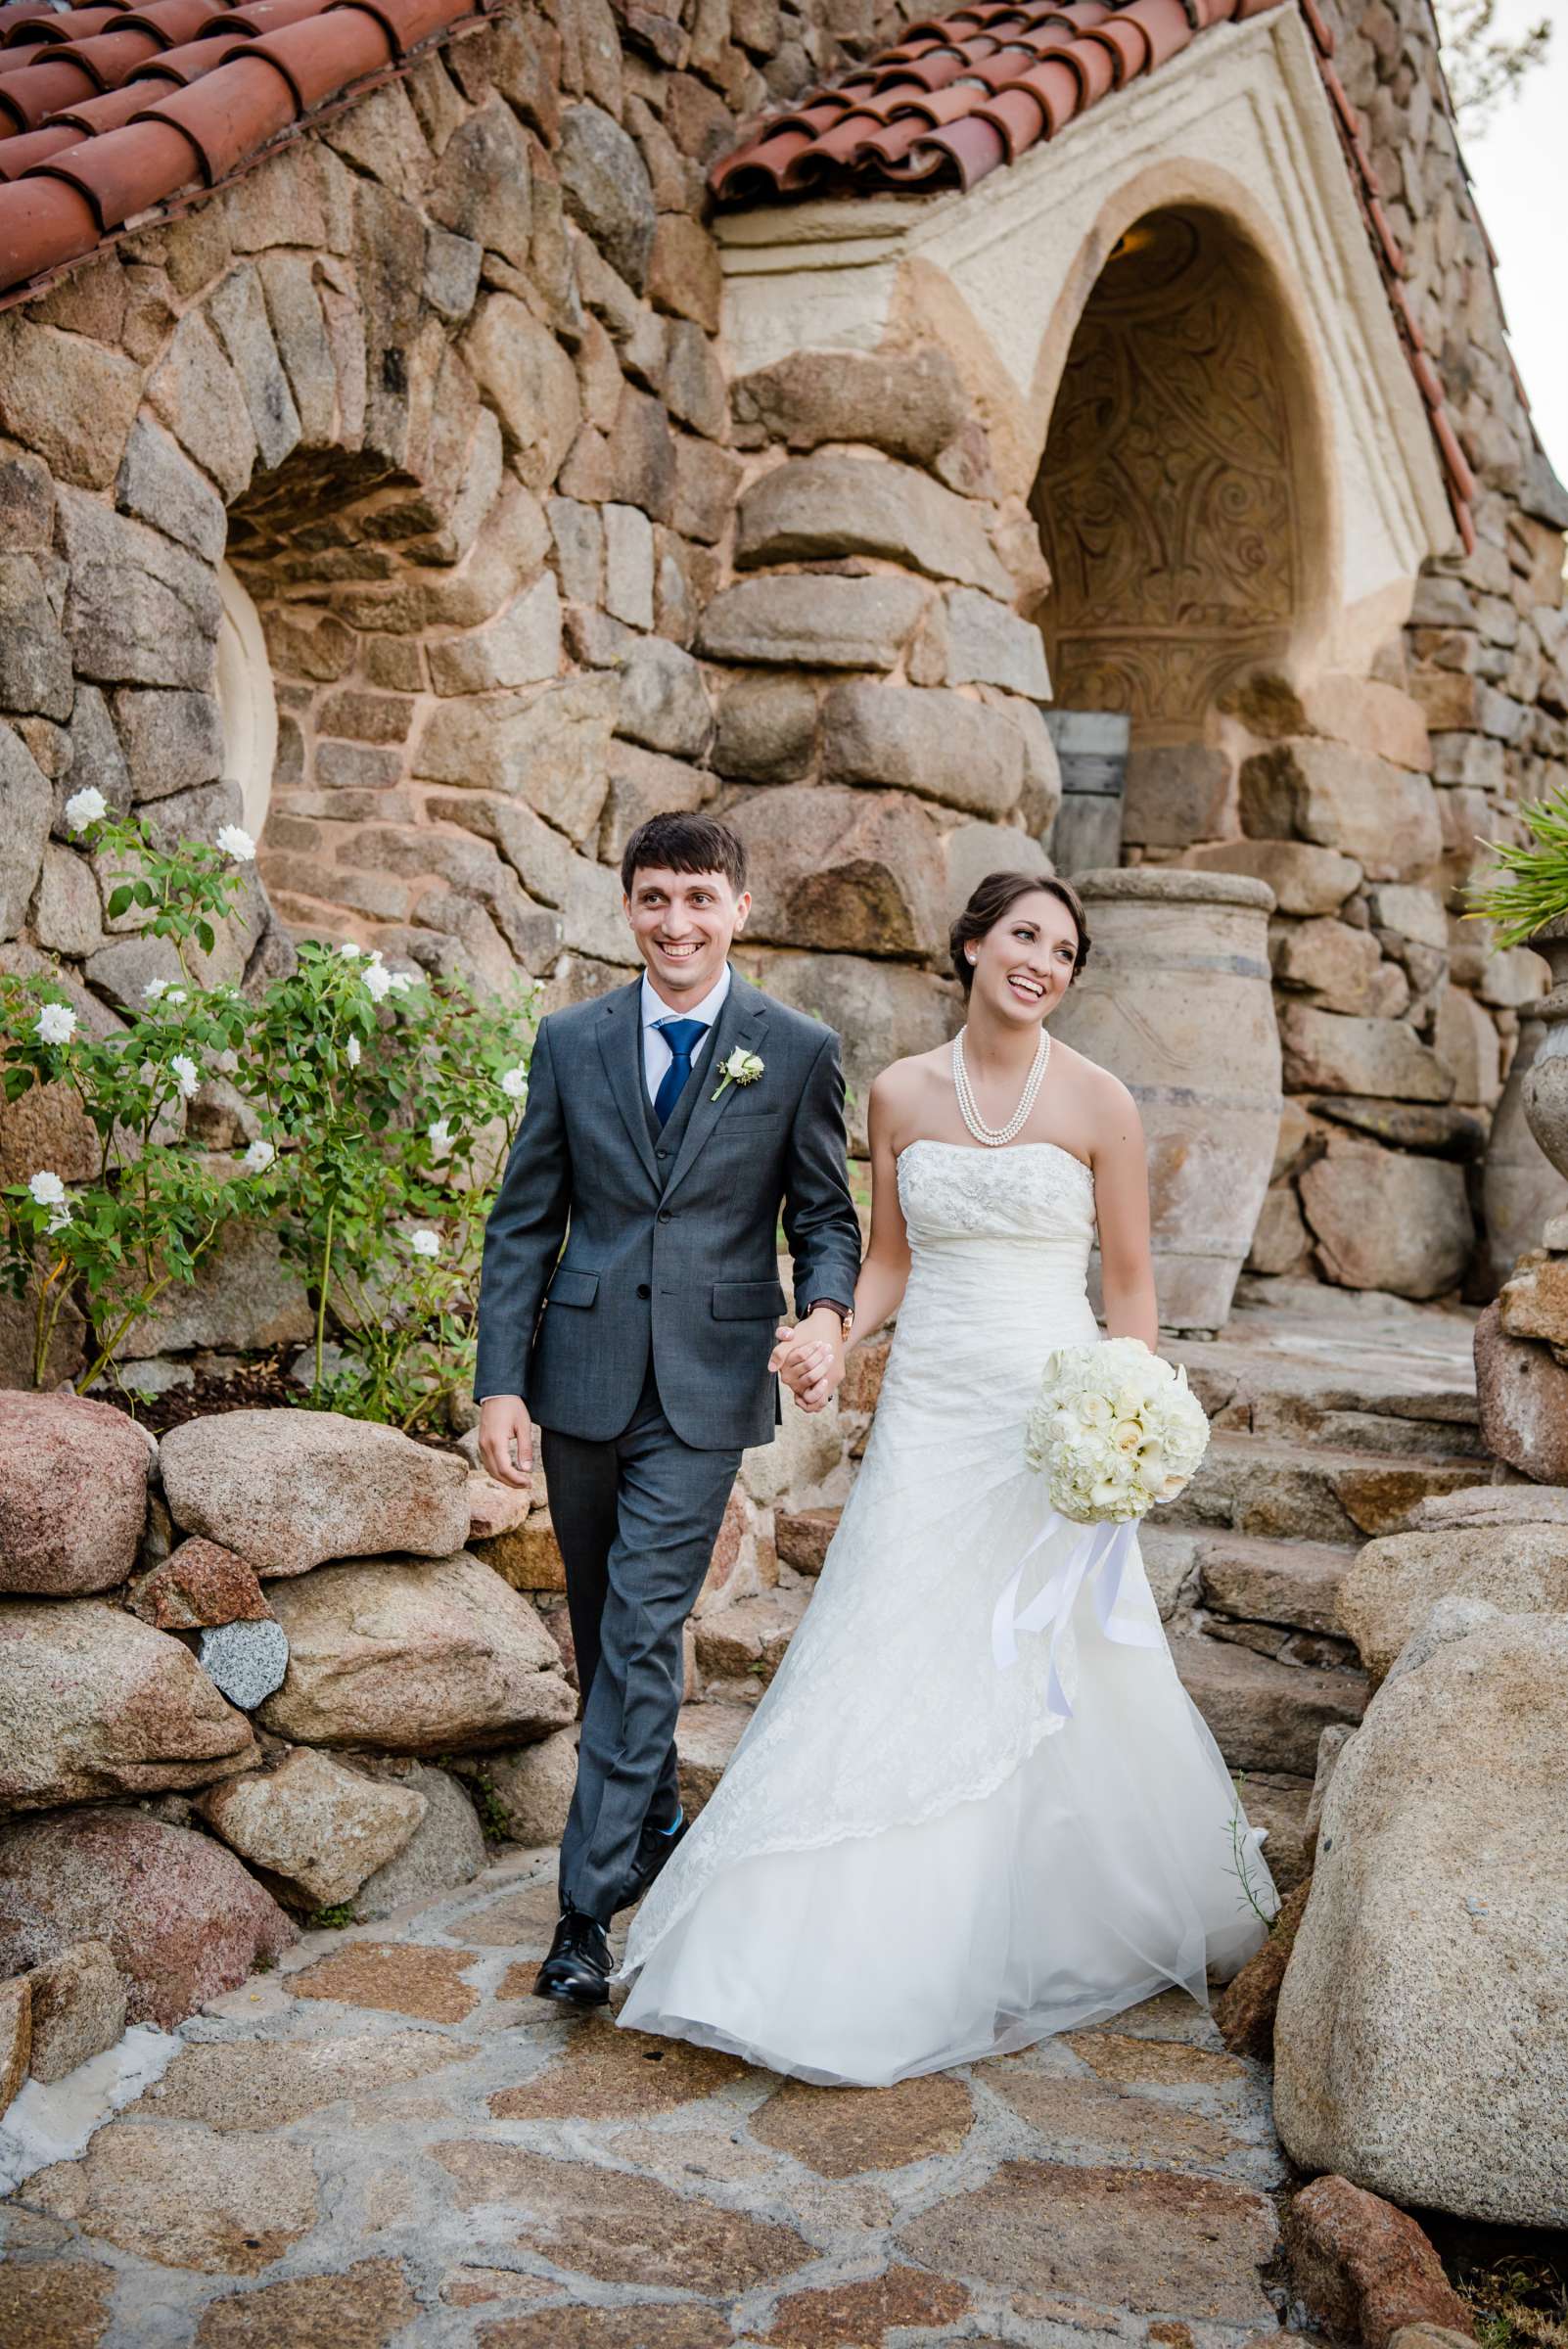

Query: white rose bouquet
[[1025, 1336, 1209, 1525]]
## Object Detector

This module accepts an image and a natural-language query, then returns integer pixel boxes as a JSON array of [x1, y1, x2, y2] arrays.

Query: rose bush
[[1, 801, 535, 1427]]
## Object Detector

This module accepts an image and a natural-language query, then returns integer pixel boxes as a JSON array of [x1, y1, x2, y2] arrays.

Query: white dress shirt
[[640, 965, 731, 1107]]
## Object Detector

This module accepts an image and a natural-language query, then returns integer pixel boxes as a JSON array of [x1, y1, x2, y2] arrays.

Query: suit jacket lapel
[[595, 981, 661, 1190], [663, 975, 769, 1206]]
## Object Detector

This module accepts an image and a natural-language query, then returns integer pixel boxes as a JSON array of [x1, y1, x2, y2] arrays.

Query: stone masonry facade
[[0, 0, 1563, 1351]]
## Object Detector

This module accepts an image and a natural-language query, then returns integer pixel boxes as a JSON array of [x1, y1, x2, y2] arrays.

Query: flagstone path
[[0, 1843, 1305, 2349]]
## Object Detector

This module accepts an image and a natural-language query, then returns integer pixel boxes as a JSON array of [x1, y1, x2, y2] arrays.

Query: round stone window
[[215, 562, 278, 842]]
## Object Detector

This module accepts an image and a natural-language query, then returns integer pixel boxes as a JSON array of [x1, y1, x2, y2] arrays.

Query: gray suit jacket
[[474, 970, 863, 1451]]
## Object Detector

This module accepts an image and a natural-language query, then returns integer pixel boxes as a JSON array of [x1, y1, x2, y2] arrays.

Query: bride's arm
[[1092, 1075, 1159, 1351], [845, 1074, 912, 1342]]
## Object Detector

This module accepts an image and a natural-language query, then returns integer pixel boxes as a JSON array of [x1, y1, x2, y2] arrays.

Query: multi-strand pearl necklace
[[952, 1025, 1050, 1148]]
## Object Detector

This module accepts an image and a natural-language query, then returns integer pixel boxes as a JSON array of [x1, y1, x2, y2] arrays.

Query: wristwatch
[[808, 1299, 855, 1340]]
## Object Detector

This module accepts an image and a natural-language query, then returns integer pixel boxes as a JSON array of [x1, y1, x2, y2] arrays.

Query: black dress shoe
[[534, 1905, 612, 2006], [615, 1808, 689, 1914]]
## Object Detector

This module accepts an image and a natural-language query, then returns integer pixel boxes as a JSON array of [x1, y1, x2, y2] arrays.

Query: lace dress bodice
[[881, 1139, 1099, 1425]]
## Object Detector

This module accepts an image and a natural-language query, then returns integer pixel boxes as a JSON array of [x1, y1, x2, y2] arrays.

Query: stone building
[[0, 0, 1564, 1337]]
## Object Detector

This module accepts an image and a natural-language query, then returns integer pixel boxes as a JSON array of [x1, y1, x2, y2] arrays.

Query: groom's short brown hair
[[622, 812, 748, 898]]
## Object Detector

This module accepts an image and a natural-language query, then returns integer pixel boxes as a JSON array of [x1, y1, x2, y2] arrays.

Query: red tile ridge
[[334, 0, 465, 56], [0, 0, 492, 299], [130, 48, 302, 177], [202, 0, 333, 32], [120, 0, 236, 39], [46, 73, 153, 124], [3, 5, 128, 44], [0, 53, 98, 130], [33, 107, 198, 218], [209, 10, 391, 114], [0, 156, 98, 271], [0, 115, 82, 170], [127, 31, 244, 82], [64, 26, 165, 78], [0, 6, 66, 36]]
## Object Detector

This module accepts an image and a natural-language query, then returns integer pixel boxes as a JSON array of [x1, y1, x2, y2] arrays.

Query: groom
[[476, 811, 862, 2007]]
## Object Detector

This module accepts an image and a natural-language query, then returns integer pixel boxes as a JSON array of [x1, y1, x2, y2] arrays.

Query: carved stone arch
[[1030, 200, 1333, 746]]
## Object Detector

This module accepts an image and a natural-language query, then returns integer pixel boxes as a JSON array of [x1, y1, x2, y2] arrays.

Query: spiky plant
[[1465, 787, 1568, 950]]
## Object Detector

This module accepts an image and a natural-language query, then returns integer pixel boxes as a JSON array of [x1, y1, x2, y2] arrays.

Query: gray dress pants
[[542, 1360, 742, 1923]]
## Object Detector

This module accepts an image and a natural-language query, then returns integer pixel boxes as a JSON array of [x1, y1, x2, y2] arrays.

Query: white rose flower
[[243, 1138, 275, 1173], [1027, 1335, 1209, 1523], [143, 978, 170, 1001], [65, 786, 109, 832], [500, 1066, 528, 1101], [216, 824, 255, 862], [34, 1003, 76, 1047], [428, 1118, 453, 1152], [28, 1170, 67, 1208], [408, 1228, 440, 1260], [346, 1035, 361, 1068], [170, 1053, 200, 1099], [362, 961, 393, 1003], [387, 970, 414, 994], [166, 989, 187, 1006], [340, 942, 363, 959]]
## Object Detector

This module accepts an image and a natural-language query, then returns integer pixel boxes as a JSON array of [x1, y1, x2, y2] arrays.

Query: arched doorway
[[1031, 206, 1316, 866]]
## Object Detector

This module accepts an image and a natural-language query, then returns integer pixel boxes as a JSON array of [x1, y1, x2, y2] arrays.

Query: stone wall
[[1, 0, 1565, 1366], [1210, 0, 1568, 1297]]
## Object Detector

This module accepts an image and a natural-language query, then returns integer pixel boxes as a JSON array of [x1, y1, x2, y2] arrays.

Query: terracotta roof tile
[[0, 53, 98, 128], [6, 8, 129, 46], [0, 116, 83, 170], [128, 32, 247, 83], [711, 0, 1477, 548], [0, 0, 498, 303], [36, 109, 197, 218]]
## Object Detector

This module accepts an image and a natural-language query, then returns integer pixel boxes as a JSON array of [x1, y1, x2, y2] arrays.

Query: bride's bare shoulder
[[869, 1048, 947, 1142], [1050, 1036, 1141, 1138], [870, 1048, 946, 1105]]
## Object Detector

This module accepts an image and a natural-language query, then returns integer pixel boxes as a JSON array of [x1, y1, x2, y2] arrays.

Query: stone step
[[673, 1702, 751, 1818], [1173, 1345, 1479, 1436], [1232, 1773, 1314, 1896], [776, 1506, 839, 1576], [1169, 1632, 1368, 1777], [1195, 1534, 1356, 1639], [1163, 1434, 1492, 1545], [693, 1587, 810, 1699]]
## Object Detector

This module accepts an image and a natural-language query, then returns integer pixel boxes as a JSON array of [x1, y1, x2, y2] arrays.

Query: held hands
[[478, 1394, 534, 1494], [768, 1306, 847, 1414]]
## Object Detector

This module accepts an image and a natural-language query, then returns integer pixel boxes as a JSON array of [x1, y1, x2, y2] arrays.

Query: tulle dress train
[[616, 1139, 1276, 2086]]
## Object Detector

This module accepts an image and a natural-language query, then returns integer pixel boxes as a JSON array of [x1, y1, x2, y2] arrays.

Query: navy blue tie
[[653, 1018, 707, 1128]]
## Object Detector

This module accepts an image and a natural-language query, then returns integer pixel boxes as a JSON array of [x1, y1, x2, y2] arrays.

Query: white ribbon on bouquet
[[992, 1508, 1164, 1717]]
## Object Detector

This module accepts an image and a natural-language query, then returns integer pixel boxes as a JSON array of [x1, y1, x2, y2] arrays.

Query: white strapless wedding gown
[[617, 1140, 1276, 2085]]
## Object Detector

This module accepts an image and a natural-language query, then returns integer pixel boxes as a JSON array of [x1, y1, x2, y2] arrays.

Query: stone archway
[[1030, 203, 1316, 864], [1034, 205, 1302, 745]]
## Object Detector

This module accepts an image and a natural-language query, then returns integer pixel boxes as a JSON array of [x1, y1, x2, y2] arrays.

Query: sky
[[1459, 0, 1568, 481]]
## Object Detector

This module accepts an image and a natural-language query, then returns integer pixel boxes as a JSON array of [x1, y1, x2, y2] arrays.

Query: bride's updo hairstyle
[[950, 871, 1090, 994]]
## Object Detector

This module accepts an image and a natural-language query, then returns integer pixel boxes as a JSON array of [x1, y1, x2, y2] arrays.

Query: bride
[[615, 870, 1276, 2085]]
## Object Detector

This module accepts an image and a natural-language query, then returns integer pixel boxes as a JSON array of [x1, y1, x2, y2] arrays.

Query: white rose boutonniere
[[712, 1046, 764, 1102]]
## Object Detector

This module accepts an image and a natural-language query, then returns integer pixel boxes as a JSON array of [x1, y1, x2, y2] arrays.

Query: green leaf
[[197, 921, 216, 956], [108, 886, 134, 919]]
